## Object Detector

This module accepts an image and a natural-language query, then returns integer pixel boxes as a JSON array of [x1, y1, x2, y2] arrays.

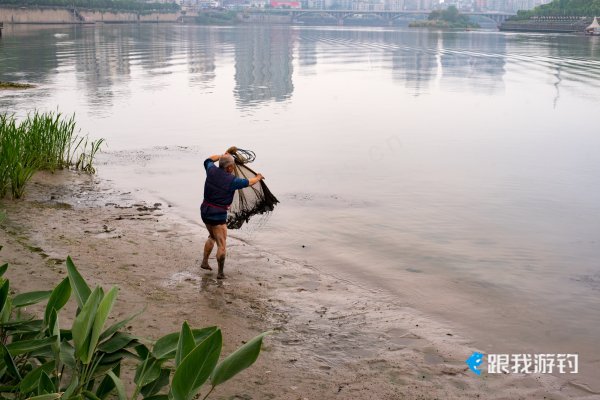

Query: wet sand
[[0, 170, 593, 399]]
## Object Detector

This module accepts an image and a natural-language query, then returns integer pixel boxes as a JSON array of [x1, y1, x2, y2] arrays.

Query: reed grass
[[0, 111, 104, 199]]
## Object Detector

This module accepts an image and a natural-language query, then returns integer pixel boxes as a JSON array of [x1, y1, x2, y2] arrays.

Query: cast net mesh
[[226, 147, 279, 229]]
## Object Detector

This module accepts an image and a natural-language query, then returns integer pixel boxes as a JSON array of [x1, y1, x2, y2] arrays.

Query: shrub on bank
[[419, 6, 479, 29], [0, 111, 103, 199], [195, 11, 238, 25], [0, 256, 267, 400]]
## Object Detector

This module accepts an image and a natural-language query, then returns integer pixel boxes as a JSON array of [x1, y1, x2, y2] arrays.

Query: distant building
[[385, 0, 404, 11], [270, 0, 302, 7], [474, 0, 486, 11], [403, 0, 432, 10], [482, 0, 550, 12], [307, 0, 325, 9], [328, 0, 353, 9], [180, 0, 220, 9]]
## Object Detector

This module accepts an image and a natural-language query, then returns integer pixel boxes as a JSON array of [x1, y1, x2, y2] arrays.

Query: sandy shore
[[0, 170, 591, 400]]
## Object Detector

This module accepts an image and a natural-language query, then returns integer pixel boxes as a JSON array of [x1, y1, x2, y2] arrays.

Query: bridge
[[242, 9, 515, 27]]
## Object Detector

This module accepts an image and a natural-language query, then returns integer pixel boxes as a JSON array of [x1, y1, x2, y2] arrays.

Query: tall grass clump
[[0, 111, 104, 199]]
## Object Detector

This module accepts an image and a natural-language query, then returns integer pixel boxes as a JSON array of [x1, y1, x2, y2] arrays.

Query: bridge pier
[[337, 17, 344, 26]]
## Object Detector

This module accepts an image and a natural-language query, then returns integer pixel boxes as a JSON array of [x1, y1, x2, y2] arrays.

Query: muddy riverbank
[[0, 170, 589, 399]]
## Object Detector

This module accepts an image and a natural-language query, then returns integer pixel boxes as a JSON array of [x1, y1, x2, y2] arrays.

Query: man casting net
[[199, 147, 278, 278]]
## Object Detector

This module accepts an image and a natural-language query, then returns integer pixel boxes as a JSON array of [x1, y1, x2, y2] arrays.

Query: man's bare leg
[[200, 225, 215, 271], [212, 224, 228, 279]]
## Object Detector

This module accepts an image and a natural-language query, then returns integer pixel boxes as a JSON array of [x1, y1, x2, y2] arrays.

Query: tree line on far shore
[[0, 0, 180, 13], [515, 0, 600, 19], [428, 6, 472, 25]]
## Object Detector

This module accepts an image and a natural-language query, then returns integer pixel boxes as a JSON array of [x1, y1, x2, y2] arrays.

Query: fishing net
[[226, 147, 279, 229]]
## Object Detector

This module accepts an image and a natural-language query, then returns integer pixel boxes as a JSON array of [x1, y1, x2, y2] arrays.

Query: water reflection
[[73, 25, 136, 110], [297, 32, 318, 75], [2, 25, 600, 112], [233, 26, 295, 108], [185, 27, 217, 87], [388, 30, 440, 96], [0, 25, 60, 83], [439, 32, 506, 95]]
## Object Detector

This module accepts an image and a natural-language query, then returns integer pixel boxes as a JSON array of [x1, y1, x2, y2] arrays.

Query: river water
[[1, 24, 599, 385]]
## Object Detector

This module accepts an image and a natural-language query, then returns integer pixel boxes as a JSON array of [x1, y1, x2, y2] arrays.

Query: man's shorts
[[200, 203, 227, 227], [202, 216, 226, 226]]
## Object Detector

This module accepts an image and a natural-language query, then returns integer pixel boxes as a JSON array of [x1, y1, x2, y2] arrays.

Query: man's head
[[219, 153, 235, 173]]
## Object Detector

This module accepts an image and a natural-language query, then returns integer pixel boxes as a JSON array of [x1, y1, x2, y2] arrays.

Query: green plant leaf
[[83, 390, 102, 400], [140, 368, 170, 398], [175, 321, 195, 367], [0, 263, 7, 277], [5, 336, 56, 356], [13, 291, 52, 308], [47, 309, 61, 364], [1, 342, 21, 381], [44, 277, 71, 325], [59, 327, 73, 341], [87, 287, 118, 361], [59, 341, 76, 369], [210, 332, 269, 387], [99, 307, 145, 342], [62, 377, 78, 399], [100, 349, 138, 364], [94, 361, 121, 378], [66, 256, 91, 309], [0, 295, 12, 323], [26, 394, 61, 400], [170, 329, 222, 400], [37, 371, 55, 395], [71, 286, 103, 364], [142, 395, 169, 400], [98, 332, 137, 354], [135, 344, 150, 360], [134, 356, 162, 387], [106, 371, 126, 400], [0, 318, 40, 331], [95, 365, 120, 400], [19, 361, 55, 394], [152, 327, 217, 360], [0, 279, 9, 316]]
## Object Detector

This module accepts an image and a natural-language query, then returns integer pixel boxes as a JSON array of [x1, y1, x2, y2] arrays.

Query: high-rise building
[[402, 0, 433, 10], [474, 0, 486, 11], [385, 0, 405, 11]]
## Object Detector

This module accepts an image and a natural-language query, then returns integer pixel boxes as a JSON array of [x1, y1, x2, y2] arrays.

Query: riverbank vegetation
[[0, 0, 179, 13], [0, 111, 104, 199], [0, 82, 36, 90], [410, 6, 479, 29], [196, 10, 238, 25], [0, 256, 267, 400], [514, 0, 600, 19]]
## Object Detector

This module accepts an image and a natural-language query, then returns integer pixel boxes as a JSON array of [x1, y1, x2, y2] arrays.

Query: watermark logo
[[465, 353, 578, 376], [465, 352, 484, 375]]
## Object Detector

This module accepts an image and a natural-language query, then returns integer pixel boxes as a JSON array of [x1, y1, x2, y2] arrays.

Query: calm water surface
[[2, 24, 600, 382]]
